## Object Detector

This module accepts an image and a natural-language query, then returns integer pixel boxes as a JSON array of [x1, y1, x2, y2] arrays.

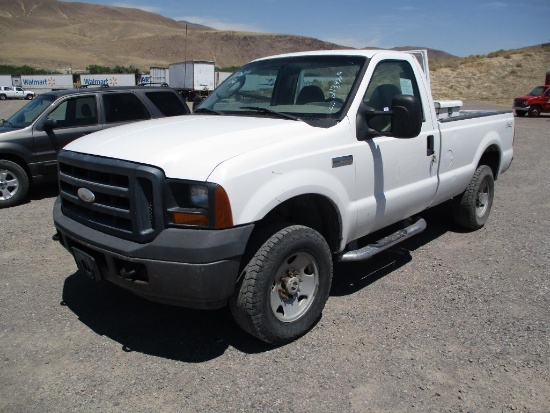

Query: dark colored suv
[[0, 86, 190, 207]]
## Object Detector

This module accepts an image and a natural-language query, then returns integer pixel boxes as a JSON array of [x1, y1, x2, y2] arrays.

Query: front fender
[[219, 166, 357, 251], [0, 141, 34, 165]]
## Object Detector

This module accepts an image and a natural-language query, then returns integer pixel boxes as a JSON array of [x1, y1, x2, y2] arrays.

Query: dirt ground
[[0, 99, 548, 412]]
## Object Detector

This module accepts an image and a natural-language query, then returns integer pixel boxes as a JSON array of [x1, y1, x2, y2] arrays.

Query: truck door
[[355, 59, 440, 235], [32, 95, 102, 178], [543, 87, 550, 113], [15, 87, 24, 99]]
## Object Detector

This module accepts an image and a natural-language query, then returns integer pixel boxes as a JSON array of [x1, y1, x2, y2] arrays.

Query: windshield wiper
[[240, 106, 302, 121], [194, 108, 224, 115], [0, 119, 14, 127]]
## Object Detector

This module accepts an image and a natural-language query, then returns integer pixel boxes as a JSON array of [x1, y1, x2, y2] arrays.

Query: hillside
[[0, 0, 548, 104], [430, 47, 550, 104], [0, 0, 346, 70]]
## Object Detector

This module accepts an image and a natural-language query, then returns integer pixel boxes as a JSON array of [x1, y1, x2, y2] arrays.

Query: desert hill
[[0, 0, 349, 70], [1, 0, 548, 104], [0, 0, 458, 71]]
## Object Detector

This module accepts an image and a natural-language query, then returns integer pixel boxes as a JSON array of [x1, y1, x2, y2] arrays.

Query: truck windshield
[[6, 94, 57, 128], [198, 55, 367, 125], [527, 86, 546, 96]]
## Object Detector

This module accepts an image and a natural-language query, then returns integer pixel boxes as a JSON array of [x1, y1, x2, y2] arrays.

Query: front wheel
[[25, 94, 34, 100], [230, 225, 333, 345], [0, 160, 30, 208], [528, 106, 541, 117], [452, 165, 494, 230]]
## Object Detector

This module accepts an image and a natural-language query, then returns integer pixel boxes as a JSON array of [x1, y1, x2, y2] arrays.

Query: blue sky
[[61, 0, 549, 57]]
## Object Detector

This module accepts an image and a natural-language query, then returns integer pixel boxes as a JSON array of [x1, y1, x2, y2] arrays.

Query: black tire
[[25, 94, 34, 100], [230, 225, 333, 345], [0, 94, 6, 100], [514, 110, 527, 117], [528, 106, 541, 118], [0, 160, 30, 208], [452, 165, 494, 230]]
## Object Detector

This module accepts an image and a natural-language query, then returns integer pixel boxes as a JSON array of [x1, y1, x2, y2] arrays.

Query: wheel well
[[0, 154, 31, 182], [255, 194, 342, 253], [477, 145, 500, 179]]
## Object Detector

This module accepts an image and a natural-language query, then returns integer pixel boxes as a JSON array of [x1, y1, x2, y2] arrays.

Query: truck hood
[[65, 115, 315, 181], [514, 94, 539, 101], [0, 127, 14, 134]]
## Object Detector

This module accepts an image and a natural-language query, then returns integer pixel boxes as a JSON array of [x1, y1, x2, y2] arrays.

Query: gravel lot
[[1, 99, 548, 412]]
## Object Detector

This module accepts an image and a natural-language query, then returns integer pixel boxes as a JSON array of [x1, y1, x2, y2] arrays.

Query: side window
[[47, 96, 98, 128], [103, 93, 151, 123], [362, 60, 422, 132], [363, 60, 422, 111], [144, 91, 187, 116]]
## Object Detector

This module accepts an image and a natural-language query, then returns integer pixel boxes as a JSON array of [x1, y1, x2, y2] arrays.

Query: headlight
[[164, 180, 233, 229], [190, 185, 209, 208]]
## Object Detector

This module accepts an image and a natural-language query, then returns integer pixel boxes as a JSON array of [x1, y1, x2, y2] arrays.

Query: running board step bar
[[337, 218, 427, 262]]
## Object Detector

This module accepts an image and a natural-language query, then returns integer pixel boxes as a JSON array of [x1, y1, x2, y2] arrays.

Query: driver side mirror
[[356, 94, 422, 140], [42, 118, 58, 131]]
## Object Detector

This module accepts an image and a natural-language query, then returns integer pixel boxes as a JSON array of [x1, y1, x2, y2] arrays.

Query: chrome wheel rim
[[0, 169, 19, 201], [476, 180, 490, 217]]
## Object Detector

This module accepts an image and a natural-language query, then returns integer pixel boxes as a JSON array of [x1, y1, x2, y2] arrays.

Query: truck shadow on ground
[[61, 203, 455, 362], [331, 203, 454, 296]]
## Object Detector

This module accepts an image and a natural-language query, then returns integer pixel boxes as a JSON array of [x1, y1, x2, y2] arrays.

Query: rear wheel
[[452, 165, 494, 230], [0, 160, 30, 208], [528, 106, 541, 117], [230, 225, 333, 345]]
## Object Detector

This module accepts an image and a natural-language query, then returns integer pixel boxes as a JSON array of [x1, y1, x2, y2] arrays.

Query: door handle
[[427, 135, 435, 156]]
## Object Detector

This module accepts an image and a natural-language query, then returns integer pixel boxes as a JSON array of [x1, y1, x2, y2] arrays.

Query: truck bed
[[431, 110, 514, 206]]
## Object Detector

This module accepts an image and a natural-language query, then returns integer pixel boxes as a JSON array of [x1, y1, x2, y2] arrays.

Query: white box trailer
[[215, 71, 232, 88], [140, 67, 169, 85], [20, 75, 74, 91], [151, 67, 169, 84], [79, 74, 136, 88], [168, 61, 215, 91], [0, 74, 13, 86]]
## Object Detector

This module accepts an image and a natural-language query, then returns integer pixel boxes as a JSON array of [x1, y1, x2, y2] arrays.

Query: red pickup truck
[[513, 84, 550, 117]]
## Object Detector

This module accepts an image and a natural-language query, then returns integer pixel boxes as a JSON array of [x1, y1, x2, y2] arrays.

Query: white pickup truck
[[0, 86, 35, 100], [53, 50, 514, 344]]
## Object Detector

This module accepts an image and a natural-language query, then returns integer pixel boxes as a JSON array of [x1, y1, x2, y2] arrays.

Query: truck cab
[[513, 85, 550, 117]]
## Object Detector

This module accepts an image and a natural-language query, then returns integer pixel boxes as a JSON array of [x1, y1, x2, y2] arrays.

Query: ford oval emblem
[[77, 188, 95, 203]]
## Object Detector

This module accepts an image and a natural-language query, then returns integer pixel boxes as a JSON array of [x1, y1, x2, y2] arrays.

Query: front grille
[[58, 151, 165, 243], [513, 100, 527, 108]]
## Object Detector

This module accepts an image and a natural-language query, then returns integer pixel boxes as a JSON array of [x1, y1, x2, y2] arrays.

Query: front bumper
[[513, 105, 530, 111], [53, 197, 254, 309]]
